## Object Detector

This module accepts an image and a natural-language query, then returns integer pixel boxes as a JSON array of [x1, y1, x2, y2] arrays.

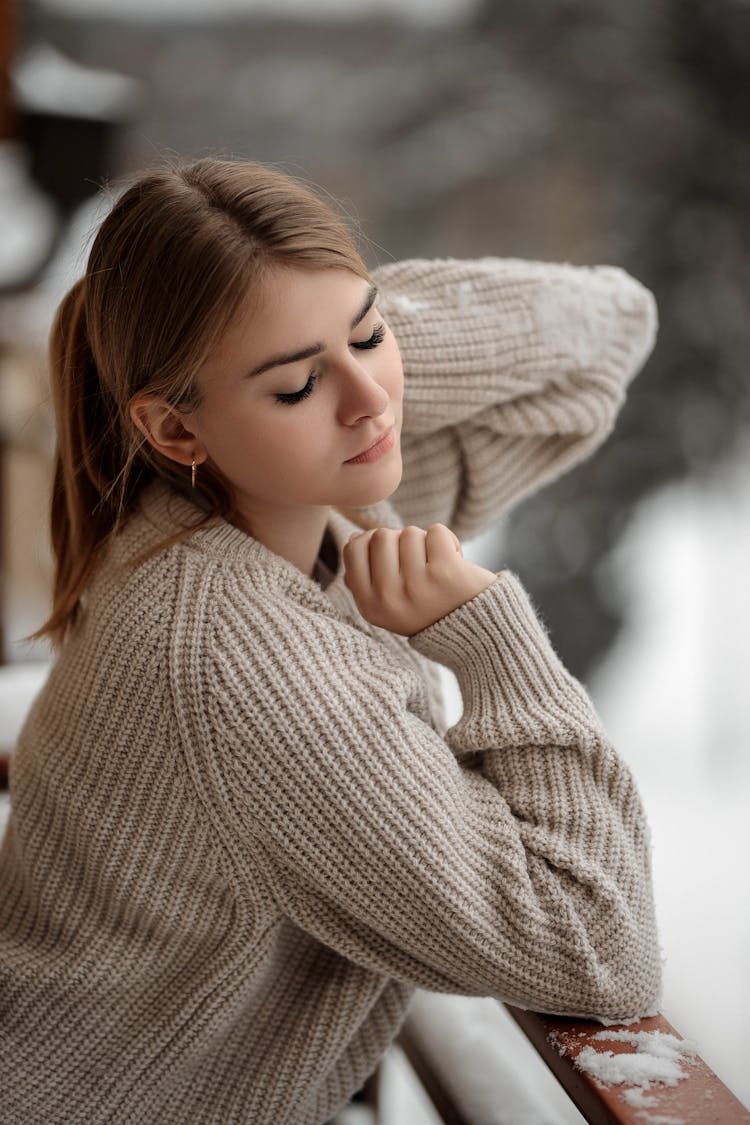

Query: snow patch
[[623, 1087, 657, 1108], [574, 1030, 699, 1091], [593, 1030, 699, 1061], [455, 279, 475, 307], [576, 1044, 683, 1087], [386, 293, 431, 315], [12, 44, 138, 119]]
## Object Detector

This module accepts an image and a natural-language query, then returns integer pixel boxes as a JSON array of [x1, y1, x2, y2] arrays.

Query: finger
[[343, 530, 376, 593], [366, 527, 401, 597], [424, 523, 462, 563], [398, 526, 428, 586]]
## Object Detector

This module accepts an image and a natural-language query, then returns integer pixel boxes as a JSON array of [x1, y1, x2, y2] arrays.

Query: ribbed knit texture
[[0, 257, 661, 1125], [377, 256, 658, 538]]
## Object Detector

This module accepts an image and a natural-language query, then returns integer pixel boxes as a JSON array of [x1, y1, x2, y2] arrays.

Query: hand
[[342, 523, 501, 637]]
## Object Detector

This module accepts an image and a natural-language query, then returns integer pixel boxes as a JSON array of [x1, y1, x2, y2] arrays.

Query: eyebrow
[[245, 284, 379, 379]]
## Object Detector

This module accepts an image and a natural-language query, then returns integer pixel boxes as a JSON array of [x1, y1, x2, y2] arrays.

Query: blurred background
[[0, 0, 748, 1118]]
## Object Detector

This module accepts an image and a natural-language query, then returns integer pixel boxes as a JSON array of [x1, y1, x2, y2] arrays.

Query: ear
[[129, 393, 207, 469]]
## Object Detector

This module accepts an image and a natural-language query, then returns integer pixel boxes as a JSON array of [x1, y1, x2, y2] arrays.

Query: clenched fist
[[342, 523, 501, 637]]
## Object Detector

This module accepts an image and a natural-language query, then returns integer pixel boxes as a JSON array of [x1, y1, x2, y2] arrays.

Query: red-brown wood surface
[[0, 0, 15, 140], [504, 1005, 750, 1125]]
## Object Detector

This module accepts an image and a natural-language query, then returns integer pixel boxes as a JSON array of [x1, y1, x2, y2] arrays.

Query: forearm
[[408, 570, 662, 1019]]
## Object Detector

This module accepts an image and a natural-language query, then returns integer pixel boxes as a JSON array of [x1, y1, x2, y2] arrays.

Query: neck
[[232, 500, 332, 579]]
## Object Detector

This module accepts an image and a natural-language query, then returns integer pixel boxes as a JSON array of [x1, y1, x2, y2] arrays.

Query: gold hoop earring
[[191, 457, 197, 489]]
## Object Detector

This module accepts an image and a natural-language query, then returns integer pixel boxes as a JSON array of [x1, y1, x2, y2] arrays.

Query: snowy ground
[[1, 441, 748, 1117]]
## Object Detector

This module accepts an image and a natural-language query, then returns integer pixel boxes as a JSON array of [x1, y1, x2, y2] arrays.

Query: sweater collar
[[134, 478, 400, 603]]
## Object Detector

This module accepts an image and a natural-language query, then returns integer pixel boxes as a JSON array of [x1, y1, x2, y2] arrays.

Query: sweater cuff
[[407, 570, 601, 749]]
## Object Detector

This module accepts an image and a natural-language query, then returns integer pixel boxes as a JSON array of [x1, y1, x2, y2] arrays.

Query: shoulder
[[90, 484, 419, 708], [79, 484, 293, 670]]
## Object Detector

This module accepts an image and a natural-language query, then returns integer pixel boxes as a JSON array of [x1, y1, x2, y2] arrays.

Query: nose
[[336, 352, 391, 424]]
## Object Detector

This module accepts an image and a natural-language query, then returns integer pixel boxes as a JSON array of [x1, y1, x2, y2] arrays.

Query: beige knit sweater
[[0, 258, 661, 1125]]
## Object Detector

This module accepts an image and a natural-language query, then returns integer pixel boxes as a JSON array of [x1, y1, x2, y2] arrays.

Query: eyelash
[[275, 322, 387, 405]]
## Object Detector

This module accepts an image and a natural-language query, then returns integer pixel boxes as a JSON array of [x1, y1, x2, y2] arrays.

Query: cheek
[[248, 408, 319, 468], [379, 332, 403, 392], [388, 342, 405, 400]]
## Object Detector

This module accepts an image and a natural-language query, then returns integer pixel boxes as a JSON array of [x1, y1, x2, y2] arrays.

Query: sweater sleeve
[[184, 565, 662, 1023], [371, 257, 658, 540]]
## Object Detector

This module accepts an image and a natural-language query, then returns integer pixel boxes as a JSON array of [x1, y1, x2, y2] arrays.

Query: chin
[[353, 461, 402, 507]]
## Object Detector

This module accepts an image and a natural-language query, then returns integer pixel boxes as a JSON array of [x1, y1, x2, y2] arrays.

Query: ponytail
[[32, 279, 142, 648]]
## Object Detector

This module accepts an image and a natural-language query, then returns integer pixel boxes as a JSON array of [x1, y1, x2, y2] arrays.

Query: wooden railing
[[396, 1004, 750, 1124]]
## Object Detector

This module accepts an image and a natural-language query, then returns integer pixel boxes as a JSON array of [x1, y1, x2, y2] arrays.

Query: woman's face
[[188, 265, 404, 519]]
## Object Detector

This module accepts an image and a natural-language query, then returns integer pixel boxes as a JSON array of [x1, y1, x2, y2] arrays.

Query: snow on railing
[[397, 1005, 750, 1125]]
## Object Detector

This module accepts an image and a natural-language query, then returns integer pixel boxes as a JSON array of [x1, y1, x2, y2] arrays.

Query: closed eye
[[275, 322, 386, 405], [275, 373, 320, 406], [352, 322, 386, 350]]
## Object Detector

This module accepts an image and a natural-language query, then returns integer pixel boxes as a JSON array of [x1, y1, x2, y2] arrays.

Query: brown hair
[[35, 156, 381, 649]]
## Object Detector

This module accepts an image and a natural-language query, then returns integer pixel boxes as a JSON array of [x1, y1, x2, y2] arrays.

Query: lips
[[346, 425, 394, 463]]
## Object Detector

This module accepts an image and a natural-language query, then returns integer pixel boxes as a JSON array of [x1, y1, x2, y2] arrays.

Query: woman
[[0, 157, 662, 1124]]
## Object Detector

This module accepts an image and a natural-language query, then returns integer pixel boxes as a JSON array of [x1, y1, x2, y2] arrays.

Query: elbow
[[510, 910, 664, 1023], [626, 281, 659, 382], [578, 917, 664, 1023], [606, 267, 659, 384], [585, 954, 663, 1024], [543, 872, 664, 1022]]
